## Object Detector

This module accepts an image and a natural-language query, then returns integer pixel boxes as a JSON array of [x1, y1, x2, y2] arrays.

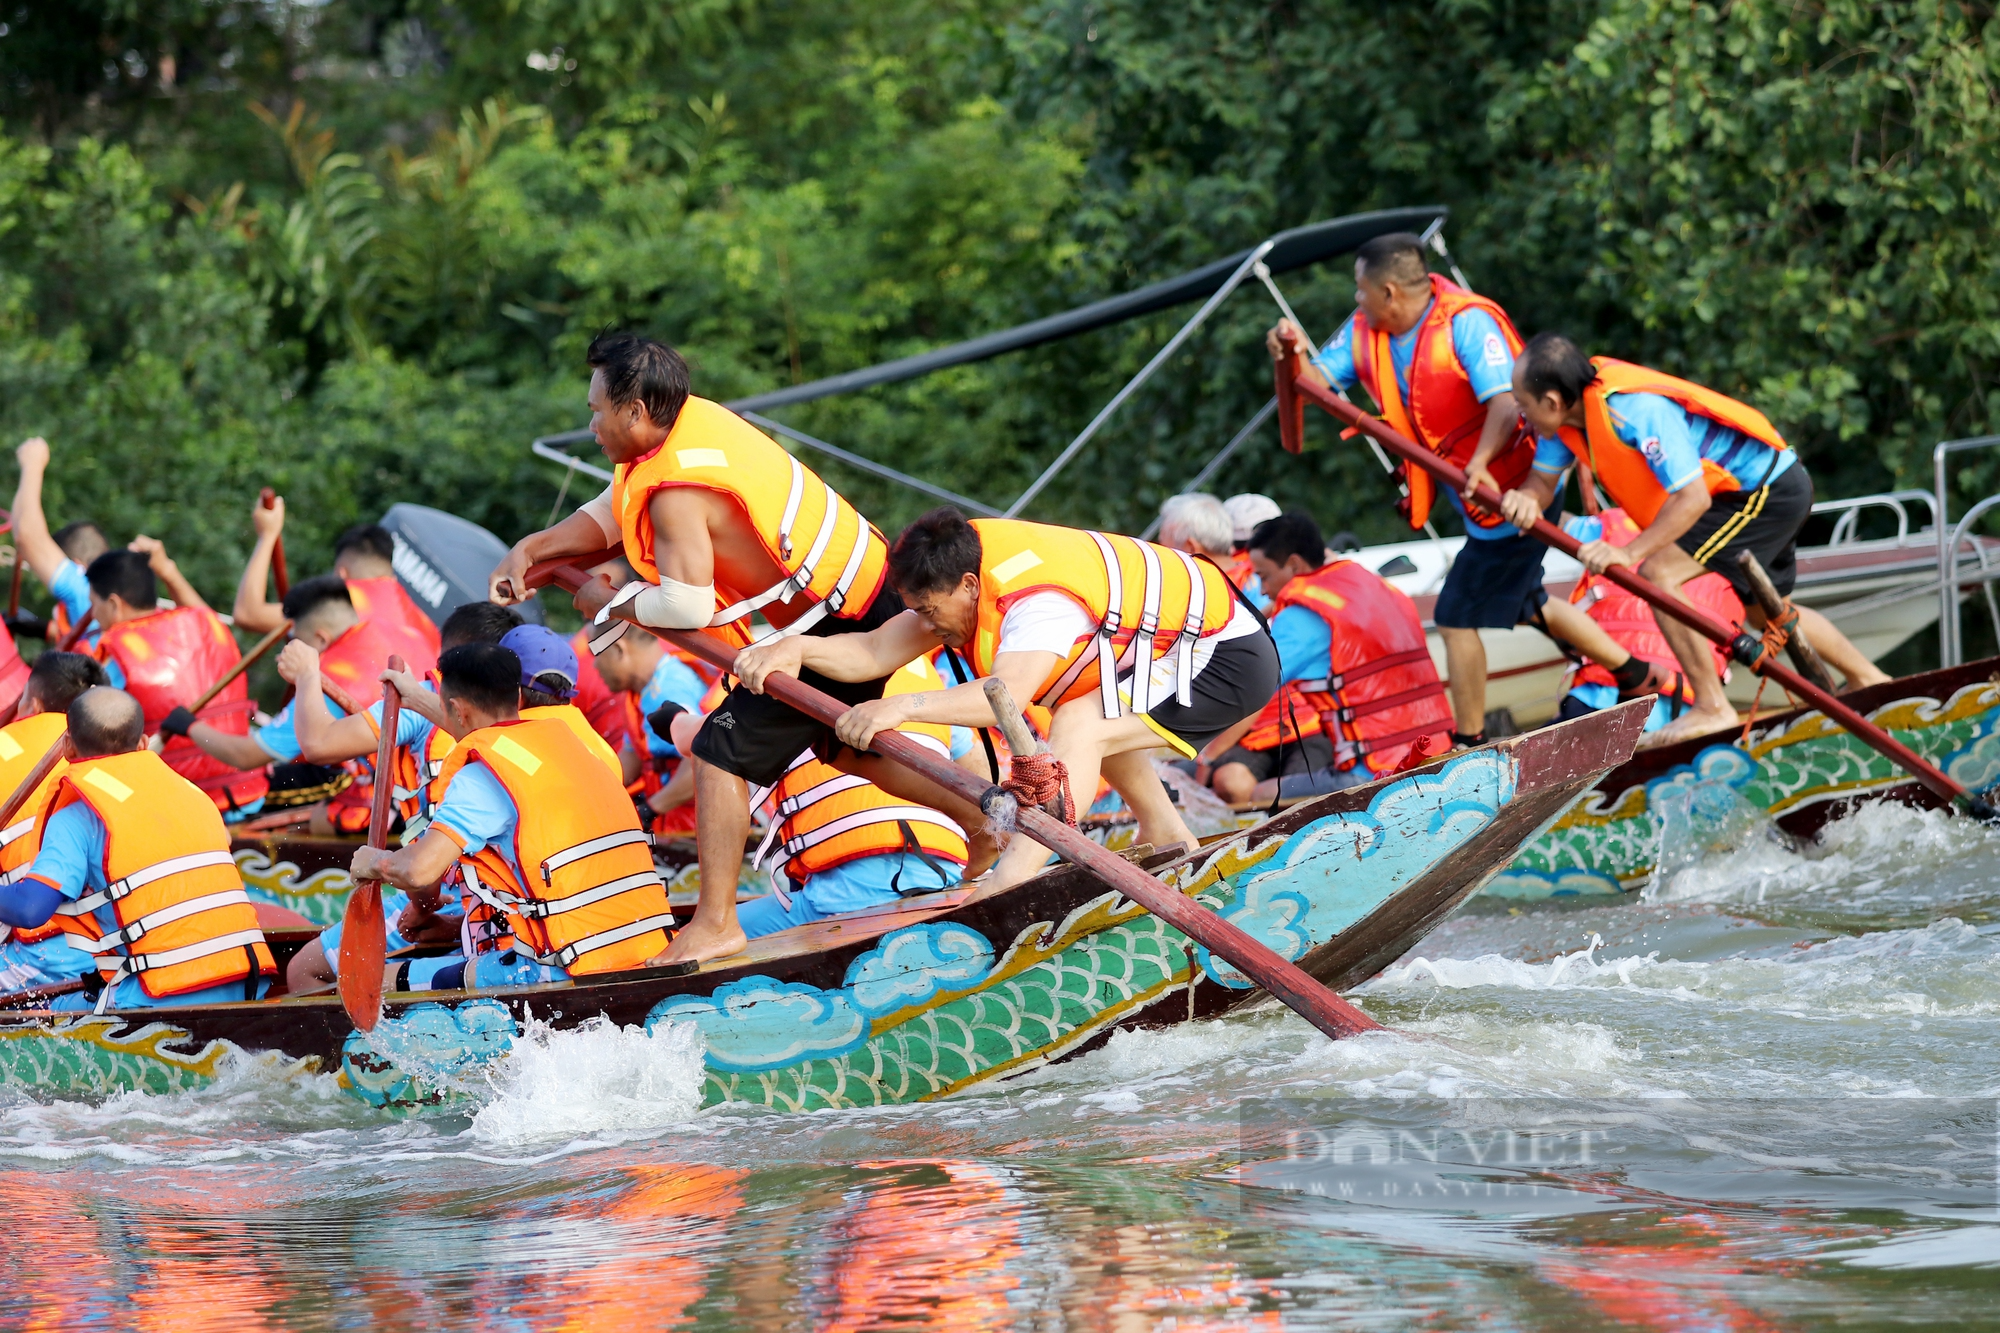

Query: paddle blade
[[338, 879, 386, 1031]]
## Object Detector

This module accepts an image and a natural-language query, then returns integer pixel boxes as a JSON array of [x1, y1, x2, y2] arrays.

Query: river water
[[3, 799, 1996, 1328]]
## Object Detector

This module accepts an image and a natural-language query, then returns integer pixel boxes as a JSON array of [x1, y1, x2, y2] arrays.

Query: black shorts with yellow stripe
[[1676, 460, 1813, 600]]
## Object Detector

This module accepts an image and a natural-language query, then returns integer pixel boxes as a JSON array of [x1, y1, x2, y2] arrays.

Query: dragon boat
[[0, 702, 1644, 1111], [1489, 656, 2000, 898]]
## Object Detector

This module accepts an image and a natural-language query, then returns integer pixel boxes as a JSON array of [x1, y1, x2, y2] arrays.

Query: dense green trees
[[2, 0, 1999, 608]]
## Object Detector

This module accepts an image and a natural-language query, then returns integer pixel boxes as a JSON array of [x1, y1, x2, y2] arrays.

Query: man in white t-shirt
[[733, 509, 1279, 891]]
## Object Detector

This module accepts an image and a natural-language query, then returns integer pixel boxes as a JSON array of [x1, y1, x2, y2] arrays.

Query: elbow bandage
[[589, 578, 716, 654]]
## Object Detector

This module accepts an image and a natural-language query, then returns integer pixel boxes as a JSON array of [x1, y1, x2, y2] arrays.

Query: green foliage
[[2, 0, 2000, 626]]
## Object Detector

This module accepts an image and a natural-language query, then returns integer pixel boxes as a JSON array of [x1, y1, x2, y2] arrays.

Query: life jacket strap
[[92, 927, 268, 1014], [0, 815, 35, 849], [1167, 547, 1206, 708], [80, 888, 256, 954], [537, 912, 679, 970], [514, 870, 666, 921], [66, 849, 238, 916], [779, 806, 967, 861], [540, 828, 654, 885], [1290, 645, 1435, 695]]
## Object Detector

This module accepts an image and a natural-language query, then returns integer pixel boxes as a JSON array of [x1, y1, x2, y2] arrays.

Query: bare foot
[[647, 917, 749, 967], [1636, 706, 1738, 750]]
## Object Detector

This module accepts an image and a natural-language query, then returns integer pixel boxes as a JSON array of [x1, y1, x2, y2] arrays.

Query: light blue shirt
[[254, 693, 349, 762], [368, 695, 438, 752], [1533, 390, 1794, 496], [1270, 604, 1333, 685], [640, 655, 711, 759], [798, 849, 963, 915], [430, 762, 523, 884], [1313, 299, 1521, 539], [47, 559, 100, 645]]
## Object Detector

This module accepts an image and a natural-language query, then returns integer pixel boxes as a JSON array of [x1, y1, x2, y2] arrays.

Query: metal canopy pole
[[1002, 240, 1277, 518], [1933, 435, 2000, 667]]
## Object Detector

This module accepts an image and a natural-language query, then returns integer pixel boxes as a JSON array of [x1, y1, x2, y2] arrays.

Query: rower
[[349, 644, 676, 992], [282, 602, 523, 993], [0, 653, 107, 993], [1266, 232, 1553, 749], [0, 687, 274, 1012], [741, 651, 971, 939], [1223, 494, 1281, 603], [11, 436, 109, 647], [1557, 507, 1745, 732], [232, 504, 441, 674], [167, 575, 401, 832], [1496, 333, 1890, 747], [502, 624, 624, 781], [730, 506, 1278, 894], [1156, 494, 1241, 581], [489, 332, 980, 965], [1201, 512, 1453, 801], [591, 618, 712, 828], [84, 550, 269, 818]]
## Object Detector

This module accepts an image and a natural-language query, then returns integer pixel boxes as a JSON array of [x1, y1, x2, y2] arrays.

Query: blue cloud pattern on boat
[[1643, 744, 1757, 805], [1944, 718, 2000, 790], [341, 999, 519, 1108], [646, 922, 999, 1073], [1199, 750, 1516, 987], [1481, 867, 1626, 899]]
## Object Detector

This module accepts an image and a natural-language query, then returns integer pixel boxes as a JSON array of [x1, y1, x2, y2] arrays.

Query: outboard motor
[[378, 503, 545, 627]]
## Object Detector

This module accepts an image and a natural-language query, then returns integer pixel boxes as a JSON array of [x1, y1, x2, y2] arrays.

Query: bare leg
[[1102, 747, 1195, 856], [1538, 596, 1632, 670], [1793, 604, 1890, 688], [1634, 546, 1738, 748], [1438, 627, 1486, 736], [1210, 761, 1257, 803], [287, 937, 333, 992], [649, 759, 750, 965]]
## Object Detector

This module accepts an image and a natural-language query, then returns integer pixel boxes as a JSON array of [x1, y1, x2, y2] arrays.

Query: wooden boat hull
[[0, 703, 1647, 1110], [1489, 657, 2000, 899]]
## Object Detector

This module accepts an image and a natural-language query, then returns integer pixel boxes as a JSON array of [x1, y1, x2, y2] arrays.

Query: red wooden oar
[[337, 654, 405, 1030], [1272, 331, 1992, 819], [260, 488, 289, 597], [525, 558, 1383, 1042]]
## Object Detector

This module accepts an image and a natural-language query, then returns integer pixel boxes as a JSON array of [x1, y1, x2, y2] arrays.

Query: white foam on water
[[466, 1015, 708, 1145]]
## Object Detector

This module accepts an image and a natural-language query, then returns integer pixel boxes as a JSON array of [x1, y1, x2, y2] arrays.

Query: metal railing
[[1811, 489, 1937, 546], [1934, 436, 2000, 666]]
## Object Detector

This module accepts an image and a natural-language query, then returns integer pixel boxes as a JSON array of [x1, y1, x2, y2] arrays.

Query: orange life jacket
[[435, 717, 674, 975], [1348, 275, 1536, 530], [0, 621, 28, 716], [345, 576, 441, 676], [1223, 554, 1257, 593], [1578, 359, 1791, 527], [1240, 561, 1452, 774], [1569, 509, 1741, 700], [611, 397, 890, 644], [41, 749, 273, 1006], [0, 712, 71, 945], [967, 519, 1238, 718], [96, 606, 268, 814], [755, 653, 967, 892], [372, 692, 459, 826], [521, 704, 623, 784]]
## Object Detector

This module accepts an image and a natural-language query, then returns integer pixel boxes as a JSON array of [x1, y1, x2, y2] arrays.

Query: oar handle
[[320, 678, 364, 718], [186, 619, 292, 718], [981, 678, 1044, 757], [0, 977, 87, 1010], [0, 731, 70, 832], [260, 488, 289, 598], [366, 656, 406, 852], [1272, 331, 1983, 816], [527, 559, 1382, 1041], [56, 612, 92, 654], [6, 545, 20, 620], [1734, 551, 1838, 693]]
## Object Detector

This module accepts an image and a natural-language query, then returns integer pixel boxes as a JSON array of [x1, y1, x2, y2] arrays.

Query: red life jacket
[[96, 607, 268, 813], [1240, 561, 1452, 775], [569, 629, 633, 757], [344, 576, 441, 677], [0, 620, 27, 716], [1348, 274, 1537, 530], [315, 619, 403, 824], [1570, 509, 1741, 699]]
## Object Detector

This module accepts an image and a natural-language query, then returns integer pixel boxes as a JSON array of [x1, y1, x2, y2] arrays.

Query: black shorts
[[1211, 732, 1335, 783], [1431, 530, 1550, 630], [1677, 460, 1813, 599], [691, 584, 908, 787], [1137, 631, 1281, 756]]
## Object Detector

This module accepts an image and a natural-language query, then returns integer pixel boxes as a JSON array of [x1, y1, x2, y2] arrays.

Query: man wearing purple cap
[[503, 624, 623, 781]]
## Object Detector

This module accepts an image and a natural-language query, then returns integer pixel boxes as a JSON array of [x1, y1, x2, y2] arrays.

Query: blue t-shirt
[[1270, 604, 1333, 684], [1532, 390, 1795, 498], [429, 762, 523, 884], [639, 656, 711, 760], [1313, 299, 1521, 539], [47, 560, 99, 645], [367, 696, 438, 752], [253, 693, 350, 763]]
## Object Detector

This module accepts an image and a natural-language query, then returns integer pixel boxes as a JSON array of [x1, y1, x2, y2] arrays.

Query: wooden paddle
[[260, 488, 290, 597], [336, 653, 405, 1031], [1272, 330, 1991, 818], [1735, 551, 1837, 693], [0, 977, 87, 1010], [526, 558, 1383, 1042], [146, 619, 292, 754]]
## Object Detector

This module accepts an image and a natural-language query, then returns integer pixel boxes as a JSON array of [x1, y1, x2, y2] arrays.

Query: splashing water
[[1647, 774, 1793, 900], [469, 1016, 707, 1144]]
